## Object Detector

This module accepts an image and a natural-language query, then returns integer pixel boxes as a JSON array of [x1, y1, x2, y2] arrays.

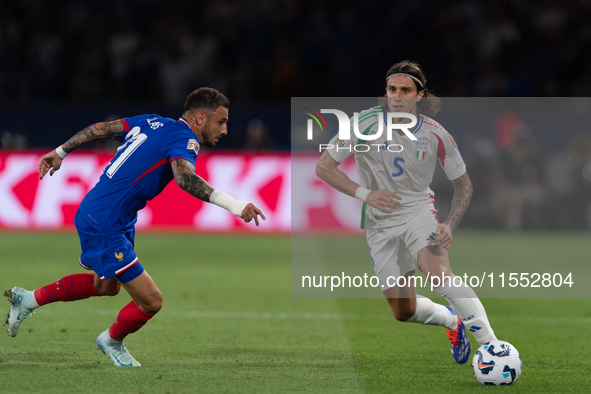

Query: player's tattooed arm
[[61, 120, 125, 153], [38, 120, 126, 179], [445, 172, 473, 231], [171, 158, 214, 202]]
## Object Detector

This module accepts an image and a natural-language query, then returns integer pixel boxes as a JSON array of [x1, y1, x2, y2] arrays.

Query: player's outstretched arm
[[315, 151, 401, 213], [434, 172, 473, 249], [38, 120, 125, 179], [171, 158, 266, 226]]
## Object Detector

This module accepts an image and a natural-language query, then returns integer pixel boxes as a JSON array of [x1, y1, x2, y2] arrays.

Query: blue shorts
[[75, 213, 144, 283]]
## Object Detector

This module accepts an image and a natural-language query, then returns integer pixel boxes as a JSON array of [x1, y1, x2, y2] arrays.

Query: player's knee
[[96, 282, 120, 296], [150, 298, 163, 314], [142, 291, 163, 314], [101, 287, 120, 297]]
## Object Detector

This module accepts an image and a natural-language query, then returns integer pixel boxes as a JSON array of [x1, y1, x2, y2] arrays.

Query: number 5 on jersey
[[106, 127, 147, 178], [392, 157, 405, 177]]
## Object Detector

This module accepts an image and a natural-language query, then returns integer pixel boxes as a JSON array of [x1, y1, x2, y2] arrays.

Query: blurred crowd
[[435, 122, 591, 231], [2, 0, 591, 229], [3, 0, 591, 107]]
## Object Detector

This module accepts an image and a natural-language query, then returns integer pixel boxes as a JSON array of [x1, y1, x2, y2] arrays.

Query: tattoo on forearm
[[445, 173, 473, 230], [171, 159, 213, 201], [61, 120, 125, 153]]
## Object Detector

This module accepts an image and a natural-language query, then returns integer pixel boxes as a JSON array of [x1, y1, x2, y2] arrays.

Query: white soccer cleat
[[96, 330, 141, 367], [4, 287, 35, 337]]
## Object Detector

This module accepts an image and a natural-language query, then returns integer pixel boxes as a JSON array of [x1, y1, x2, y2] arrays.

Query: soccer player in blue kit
[[4, 87, 265, 367]]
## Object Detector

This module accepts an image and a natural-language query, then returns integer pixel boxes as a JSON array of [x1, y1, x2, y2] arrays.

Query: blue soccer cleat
[[445, 306, 471, 364], [4, 287, 35, 337], [96, 330, 141, 367]]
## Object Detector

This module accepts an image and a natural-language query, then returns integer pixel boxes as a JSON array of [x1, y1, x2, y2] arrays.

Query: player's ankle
[[30, 292, 40, 309], [446, 317, 458, 331], [105, 329, 123, 344]]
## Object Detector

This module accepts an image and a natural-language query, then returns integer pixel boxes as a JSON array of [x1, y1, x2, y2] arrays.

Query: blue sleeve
[[163, 130, 199, 164], [120, 114, 151, 141]]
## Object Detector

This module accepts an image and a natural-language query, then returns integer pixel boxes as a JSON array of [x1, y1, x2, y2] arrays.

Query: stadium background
[[1, 2, 591, 393], [1, 0, 590, 232]]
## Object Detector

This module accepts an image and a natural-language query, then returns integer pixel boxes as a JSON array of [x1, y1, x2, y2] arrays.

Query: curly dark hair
[[383, 60, 441, 116], [184, 87, 230, 113]]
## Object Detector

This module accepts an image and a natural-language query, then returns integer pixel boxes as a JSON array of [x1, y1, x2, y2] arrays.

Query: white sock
[[407, 295, 457, 330], [28, 290, 39, 309], [435, 275, 497, 344], [102, 330, 121, 344]]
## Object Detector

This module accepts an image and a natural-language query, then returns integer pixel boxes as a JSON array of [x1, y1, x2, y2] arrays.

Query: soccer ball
[[472, 340, 522, 385]]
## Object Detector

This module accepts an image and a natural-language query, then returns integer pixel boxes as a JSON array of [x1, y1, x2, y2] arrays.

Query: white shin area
[[407, 295, 457, 330], [435, 275, 497, 344]]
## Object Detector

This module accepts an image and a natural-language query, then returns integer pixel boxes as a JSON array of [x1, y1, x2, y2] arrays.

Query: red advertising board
[[0, 150, 363, 233]]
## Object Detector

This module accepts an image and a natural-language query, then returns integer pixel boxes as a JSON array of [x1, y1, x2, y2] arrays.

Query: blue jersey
[[76, 114, 200, 232]]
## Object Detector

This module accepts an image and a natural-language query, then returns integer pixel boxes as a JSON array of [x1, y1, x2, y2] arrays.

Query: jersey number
[[392, 157, 405, 177], [106, 127, 147, 178]]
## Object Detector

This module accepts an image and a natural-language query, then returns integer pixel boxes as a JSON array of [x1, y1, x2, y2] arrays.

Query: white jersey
[[327, 106, 466, 230]]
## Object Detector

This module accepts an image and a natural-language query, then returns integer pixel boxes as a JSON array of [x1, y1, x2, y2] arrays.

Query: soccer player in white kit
[[316, 60, 497, 364]]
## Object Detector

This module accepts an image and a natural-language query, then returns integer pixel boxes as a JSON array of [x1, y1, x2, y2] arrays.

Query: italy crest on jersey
[[415, 141, 428, 161]]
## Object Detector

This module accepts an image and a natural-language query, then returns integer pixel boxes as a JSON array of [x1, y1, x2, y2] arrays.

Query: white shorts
[[366, 202, 439, 291]]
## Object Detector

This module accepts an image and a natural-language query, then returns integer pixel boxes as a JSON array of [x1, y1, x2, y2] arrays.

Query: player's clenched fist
[[433, 223, 453, 249], [366, 190, 402, 213], [241, 203, 266, 226]]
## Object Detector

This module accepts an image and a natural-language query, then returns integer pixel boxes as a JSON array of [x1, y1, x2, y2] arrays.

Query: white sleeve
[[436, 128, 466, 180], [326, 132, 354, 164]]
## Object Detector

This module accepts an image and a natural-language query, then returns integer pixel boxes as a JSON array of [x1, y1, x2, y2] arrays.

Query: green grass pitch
[[0, 231, 590, 393]]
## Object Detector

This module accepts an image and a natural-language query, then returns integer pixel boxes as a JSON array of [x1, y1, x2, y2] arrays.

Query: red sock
[[33, 273, 101, 307], [109, 301, 154, 341]]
